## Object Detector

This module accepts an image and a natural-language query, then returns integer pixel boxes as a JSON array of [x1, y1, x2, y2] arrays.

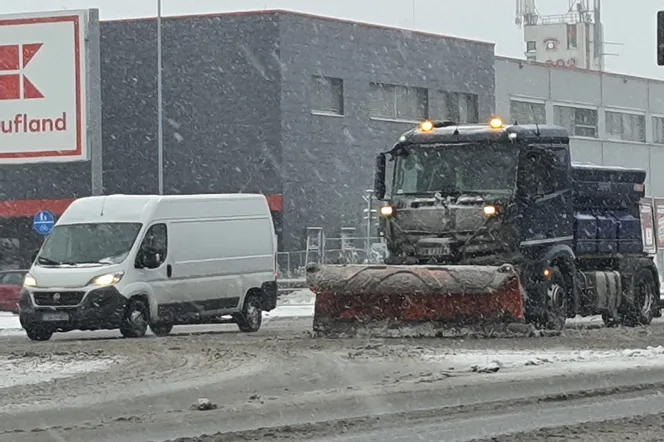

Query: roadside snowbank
[[423, 346, 664, 373], [264, 305, 314, 318], [0, 312, 21, 334], [277, 289, 315, 306], [264, 289, 315, 319], [0, 353, 122, 388], [0, 292, 316, 335]]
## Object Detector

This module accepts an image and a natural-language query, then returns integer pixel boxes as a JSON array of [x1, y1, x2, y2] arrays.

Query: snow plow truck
[[307, 117, 661, 337]]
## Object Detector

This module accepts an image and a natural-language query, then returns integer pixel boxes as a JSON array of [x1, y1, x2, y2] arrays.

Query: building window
[[509, 99, 546, 124], [369, 83, 428, 121], [441, 91, 479, 123], [604, 111, 645, 143], [654, 117, 664, 144], [311, 76, 344, 116], [553, 105, 598, 138], [526, 41, 536, 52]]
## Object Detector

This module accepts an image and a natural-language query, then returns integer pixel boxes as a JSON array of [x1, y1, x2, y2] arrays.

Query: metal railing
[[277, 236, 387, 280]]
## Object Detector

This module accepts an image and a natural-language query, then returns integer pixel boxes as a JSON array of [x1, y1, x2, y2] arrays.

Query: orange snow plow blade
[[307, 263, 526, 338]]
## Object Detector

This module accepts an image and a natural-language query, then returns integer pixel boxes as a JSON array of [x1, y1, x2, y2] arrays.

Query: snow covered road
[[0, 312, 20, 334], [4, 289, 664, 441]]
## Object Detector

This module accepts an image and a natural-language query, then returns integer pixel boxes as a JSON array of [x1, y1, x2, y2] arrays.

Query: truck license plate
[[42, 312, 69, 321]]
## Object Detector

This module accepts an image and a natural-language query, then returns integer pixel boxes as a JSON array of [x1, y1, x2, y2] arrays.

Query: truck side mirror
[[374, 153, 386, 200]]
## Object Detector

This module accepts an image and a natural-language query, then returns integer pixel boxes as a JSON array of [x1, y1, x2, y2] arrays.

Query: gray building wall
[[99, 10, 496, 252], [495, 56, 664, 198], [100, 13, 283, 196], [279, 12, 495, 251]]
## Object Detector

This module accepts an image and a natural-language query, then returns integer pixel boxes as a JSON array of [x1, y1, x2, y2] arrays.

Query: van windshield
[[37, 223, 143, 266]]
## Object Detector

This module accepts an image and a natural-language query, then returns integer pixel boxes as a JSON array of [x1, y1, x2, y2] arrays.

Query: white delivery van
[[18, 194, 278, 341]]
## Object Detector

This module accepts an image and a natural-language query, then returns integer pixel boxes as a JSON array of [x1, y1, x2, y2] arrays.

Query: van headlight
[[89, 272, 124, 287], [23, 274, 37, 288]]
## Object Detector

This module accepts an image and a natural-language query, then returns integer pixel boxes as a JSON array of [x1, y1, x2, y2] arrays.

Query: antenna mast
[[515, 0, 611, 71]]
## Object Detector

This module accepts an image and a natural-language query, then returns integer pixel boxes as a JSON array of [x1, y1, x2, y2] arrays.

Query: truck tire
[[544, 266, 568, 331], [235, 294, 262, 333], [621, 267, 657, 327]]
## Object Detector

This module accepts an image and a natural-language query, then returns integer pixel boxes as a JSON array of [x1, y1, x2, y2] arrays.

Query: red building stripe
[[0, 194, 284, 218]]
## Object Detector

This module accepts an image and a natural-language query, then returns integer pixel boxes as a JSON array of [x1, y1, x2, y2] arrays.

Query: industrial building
[[1, 4, 663, 272], [0, 9, 496, 266]]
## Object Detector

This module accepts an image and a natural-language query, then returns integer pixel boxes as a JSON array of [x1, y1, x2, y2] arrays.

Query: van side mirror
[[135, 250, 161, 269], [374, 153, 386, 200]]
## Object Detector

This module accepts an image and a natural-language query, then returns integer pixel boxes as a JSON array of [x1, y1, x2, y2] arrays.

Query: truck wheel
[[621, 268, 657, 327], [24, 325, 53, 341], [120, 298, 149, 338], [235, 295, 262, 333], [544, 266, 568, 331], [149, 324, 173, 337]]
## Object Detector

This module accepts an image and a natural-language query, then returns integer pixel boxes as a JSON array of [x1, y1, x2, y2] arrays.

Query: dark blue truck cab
[[374, 118, 661, 330]]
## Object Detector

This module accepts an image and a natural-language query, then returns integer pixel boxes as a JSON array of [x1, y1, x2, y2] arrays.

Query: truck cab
[[374, 118, 660, 328]]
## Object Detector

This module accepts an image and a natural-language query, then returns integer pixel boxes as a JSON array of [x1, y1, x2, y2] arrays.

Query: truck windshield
[[392, 142, 518, 196], [37, 223, 143, 266]]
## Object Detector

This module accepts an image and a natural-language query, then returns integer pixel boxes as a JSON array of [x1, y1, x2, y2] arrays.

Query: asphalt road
[[312, 392, 664, 442], [4, 316, 664, 441]]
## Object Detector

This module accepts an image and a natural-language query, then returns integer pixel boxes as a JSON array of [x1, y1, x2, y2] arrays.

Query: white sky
[[1, 0, 662, 80]]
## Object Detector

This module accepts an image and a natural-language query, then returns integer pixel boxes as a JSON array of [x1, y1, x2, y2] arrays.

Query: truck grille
[[33, 291, 85, 306]]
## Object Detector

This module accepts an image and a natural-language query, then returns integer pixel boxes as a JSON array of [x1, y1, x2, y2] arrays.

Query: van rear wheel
[[236, 295, 262, 333], [150, 324, 173, 337], [120, 298, 149, 338]]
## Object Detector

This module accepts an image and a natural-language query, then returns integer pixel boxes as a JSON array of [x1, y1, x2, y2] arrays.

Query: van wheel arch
[[127, 293, 151, 318]]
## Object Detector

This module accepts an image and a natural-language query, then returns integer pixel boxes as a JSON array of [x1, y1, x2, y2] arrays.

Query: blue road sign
[[33, 210, 56, 235]]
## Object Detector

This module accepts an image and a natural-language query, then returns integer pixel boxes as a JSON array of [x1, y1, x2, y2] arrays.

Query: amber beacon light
[[420, 120, 434, 132], [489, 117, 503, 129]]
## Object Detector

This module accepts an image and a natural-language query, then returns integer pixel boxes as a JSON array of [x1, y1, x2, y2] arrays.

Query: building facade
[[100, 10, 496, 253], [276, 12, 496, 251], [495, 55, 664, 269], [0, 9, 497, 265]]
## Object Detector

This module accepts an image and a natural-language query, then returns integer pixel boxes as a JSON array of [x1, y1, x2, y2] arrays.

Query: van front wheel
[[25, 325, 53, 341], [235, 295, 262, 333], [120, 298, 149, 338]]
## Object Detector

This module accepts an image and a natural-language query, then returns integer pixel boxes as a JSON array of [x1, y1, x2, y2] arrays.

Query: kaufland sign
[[0, 10, 88, 163]]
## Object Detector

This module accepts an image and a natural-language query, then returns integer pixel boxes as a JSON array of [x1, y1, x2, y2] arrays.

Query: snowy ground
[[264, 289, 314, 319], [0, 290, 316, 336], [0, 353, 123, 389], [419, 346, 664, 374], [0, 312, 20, 334], [0, 289, 652, 334]]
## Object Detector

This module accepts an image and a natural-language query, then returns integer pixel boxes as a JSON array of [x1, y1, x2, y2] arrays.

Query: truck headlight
[[89, 272, 124, 287], [483, 205, 498, 216], [23, 274, 37, 288], [380, 206, 394, 217]]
